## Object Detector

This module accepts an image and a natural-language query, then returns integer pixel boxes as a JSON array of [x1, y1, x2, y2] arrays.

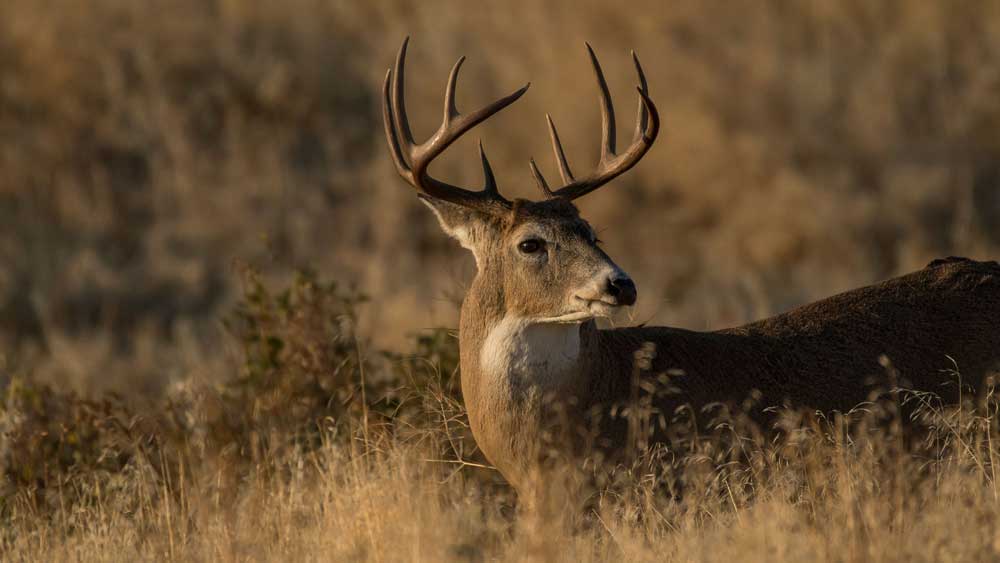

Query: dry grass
[[3, 0, 1000, 560], [5, 383, 1000, 562]]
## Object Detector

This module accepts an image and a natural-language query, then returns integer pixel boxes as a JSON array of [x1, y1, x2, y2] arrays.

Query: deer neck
[[457, 274, 591, 481]]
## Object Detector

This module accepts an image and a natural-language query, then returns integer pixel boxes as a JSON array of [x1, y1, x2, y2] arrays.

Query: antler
[[529, 44, 660, 201], [383, 37, 529, 215]]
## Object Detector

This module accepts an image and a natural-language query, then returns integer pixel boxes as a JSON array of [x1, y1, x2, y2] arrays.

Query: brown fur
[[584, 257, 1000, 448], [421, 196, 1000, 494]]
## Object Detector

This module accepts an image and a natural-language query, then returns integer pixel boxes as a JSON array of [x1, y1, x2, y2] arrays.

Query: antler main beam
[[530, 44, 660, 201], [383, 37, 529, 215]]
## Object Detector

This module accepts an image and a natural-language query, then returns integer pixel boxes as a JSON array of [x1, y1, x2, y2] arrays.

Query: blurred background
[[2, 0, 999, 400]]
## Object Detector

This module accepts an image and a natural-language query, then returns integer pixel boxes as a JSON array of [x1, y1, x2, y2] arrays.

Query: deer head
[[383, 37, 659, 324]]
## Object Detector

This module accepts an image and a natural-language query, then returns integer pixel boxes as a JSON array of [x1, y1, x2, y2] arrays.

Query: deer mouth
[[541, 296, 625, 324], [572, 296, 623, 318], [585, 299, 620, 318], [542, 310, 596, 323]]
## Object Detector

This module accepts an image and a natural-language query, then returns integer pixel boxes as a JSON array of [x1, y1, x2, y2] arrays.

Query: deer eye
[[517, 239, 544, 254]]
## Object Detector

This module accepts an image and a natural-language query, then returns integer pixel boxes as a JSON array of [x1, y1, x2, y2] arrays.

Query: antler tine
[[546, 114, 574, 184], [540, 45, 660, 202], [528, 158, 555, 197], [444, 56, 465, 124], [383, 68, 411, 179], [632, 50, 649, 142], [478, 140, 498, 195], [586, 42, 616, 161], [382, 37, 530, 215], [391, 37, 416, 152], [530, 113, 572, 197]]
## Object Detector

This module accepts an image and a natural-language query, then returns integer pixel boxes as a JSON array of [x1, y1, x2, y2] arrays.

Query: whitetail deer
[[382, 38, 1000, 494]]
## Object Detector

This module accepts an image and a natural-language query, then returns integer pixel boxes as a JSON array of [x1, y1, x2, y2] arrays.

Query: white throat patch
[[479, 316, 583, 389]]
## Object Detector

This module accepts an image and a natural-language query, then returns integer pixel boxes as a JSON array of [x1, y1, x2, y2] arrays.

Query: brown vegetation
[[2, 0, 1000, 560]]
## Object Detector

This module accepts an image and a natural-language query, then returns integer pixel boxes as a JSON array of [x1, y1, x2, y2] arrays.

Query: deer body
[[381, 39, 1000, 494], [459, 254, 1000, 490]]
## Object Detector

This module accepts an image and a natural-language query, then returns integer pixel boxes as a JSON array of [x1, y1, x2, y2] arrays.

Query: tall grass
[[14, 425, 1000, 562], [5, 389, 1000, 562]]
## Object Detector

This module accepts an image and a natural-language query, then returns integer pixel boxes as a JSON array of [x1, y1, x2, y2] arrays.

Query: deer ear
[[419, 195, 490, 257]]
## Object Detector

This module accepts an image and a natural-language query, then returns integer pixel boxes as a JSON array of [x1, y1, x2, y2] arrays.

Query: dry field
[[2, 0, 1000, 561]]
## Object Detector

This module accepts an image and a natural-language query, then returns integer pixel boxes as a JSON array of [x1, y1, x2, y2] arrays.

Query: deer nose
[[607, 275, 637, 306]]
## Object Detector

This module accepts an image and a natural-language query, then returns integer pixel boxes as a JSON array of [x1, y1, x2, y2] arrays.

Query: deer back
[[586, 257, 1000, 427]]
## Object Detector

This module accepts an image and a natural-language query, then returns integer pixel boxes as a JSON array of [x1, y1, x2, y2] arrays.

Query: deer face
[[425, 196, 635, 322], [504, 200, 636, 321]]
